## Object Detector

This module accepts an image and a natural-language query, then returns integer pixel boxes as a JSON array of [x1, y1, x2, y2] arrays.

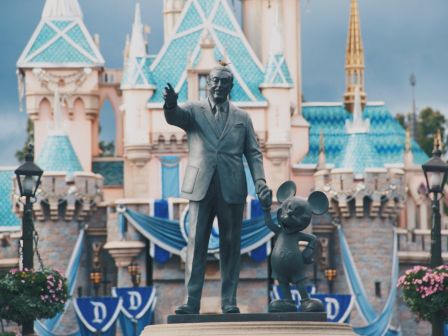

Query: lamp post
[[90, 270, 102, 297], [128, 260, 141, 287], [14, 144, 43, 336], [421, 131, 448, 336], [324, 268, 337, 294]]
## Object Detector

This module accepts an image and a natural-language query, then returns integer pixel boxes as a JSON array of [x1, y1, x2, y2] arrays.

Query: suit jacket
[[164, 99, 265, 204]]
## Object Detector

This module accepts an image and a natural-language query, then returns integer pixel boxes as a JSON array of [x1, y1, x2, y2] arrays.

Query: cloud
[[0, 110, 27, 165]]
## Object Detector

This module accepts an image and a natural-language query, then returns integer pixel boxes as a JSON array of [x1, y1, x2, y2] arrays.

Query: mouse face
[[279, 197, 312, 232]]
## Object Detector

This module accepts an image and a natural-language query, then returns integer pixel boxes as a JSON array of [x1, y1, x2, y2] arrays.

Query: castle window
[[198, 74, 207, 99]]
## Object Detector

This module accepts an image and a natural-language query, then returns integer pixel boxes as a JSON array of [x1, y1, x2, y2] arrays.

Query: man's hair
[[209, 65, 234, 83]]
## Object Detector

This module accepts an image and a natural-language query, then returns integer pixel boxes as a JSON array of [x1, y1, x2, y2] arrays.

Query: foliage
[[0, 333, 16, 336], [395, 107, 446, 156], [0, 268, 68, 324], [416, 107, 446, 156], [15, 119, 34, 163], [395, 113, 406, 129], [99, 140, 115, 157], [397, 265, 448, 322]]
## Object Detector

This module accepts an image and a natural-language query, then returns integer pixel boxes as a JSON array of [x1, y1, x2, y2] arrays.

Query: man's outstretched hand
[[163, 83, 178, 109], [256, 180, 272, 210]]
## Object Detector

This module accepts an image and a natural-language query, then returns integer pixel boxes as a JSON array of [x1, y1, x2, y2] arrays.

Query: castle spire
[[346, 85, 369, 133], [42, 0, 83, 18], [344, 0, 366, 112], [129, 3, 147, 58], [317, 130, 326, 170], [260, 0, 293, 88]]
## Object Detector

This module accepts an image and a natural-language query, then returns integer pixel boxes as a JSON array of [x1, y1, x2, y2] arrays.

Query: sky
[[0, 0, 446, 165]]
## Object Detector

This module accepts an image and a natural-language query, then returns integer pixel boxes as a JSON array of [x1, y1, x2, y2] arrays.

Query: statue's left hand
[[302, 247, 315, 264], [256, 180, 272, 210]]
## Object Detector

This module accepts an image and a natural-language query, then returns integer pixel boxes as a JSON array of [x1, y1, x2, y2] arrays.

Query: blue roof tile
[[212, 2, 236, 31], [36, 134, 83, 173], [177, 3, 203, 33], [196, 0, 215, 17], [262, 54, 293, 86], [121, 57, 156, 89], [28, 23, 57, 55], [18, 19, 104, 67], [301, 104, 428, 172], [0, 170, 20, 231], [31, 36, 92, 64]]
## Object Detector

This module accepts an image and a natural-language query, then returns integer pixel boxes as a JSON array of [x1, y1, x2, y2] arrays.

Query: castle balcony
[[397, 227, 448, 264], [13, 172, 103, 222], [99, 68, 123, 87]]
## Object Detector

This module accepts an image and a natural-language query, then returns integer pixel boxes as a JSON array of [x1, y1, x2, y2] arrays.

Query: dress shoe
[[222, 304, 240, 313], [175, 303, 199, 315], [268, 299, 297, 313], [300, 298, 325, 312]]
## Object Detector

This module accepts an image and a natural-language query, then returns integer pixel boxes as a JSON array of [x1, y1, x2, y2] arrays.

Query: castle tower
[[17, 0, 105, 171], [241, 0, 302, 114], [260, 0, 293, 192], [121, 3, 156, 198], [163, 0, 186, 41], [344, 0, 367, 112]]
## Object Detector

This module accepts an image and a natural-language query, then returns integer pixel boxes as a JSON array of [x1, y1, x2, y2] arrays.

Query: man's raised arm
[[163, 83, 192, 131]]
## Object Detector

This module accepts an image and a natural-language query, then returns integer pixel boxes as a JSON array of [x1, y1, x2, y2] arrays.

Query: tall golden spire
[[344, 0, 367, 112]]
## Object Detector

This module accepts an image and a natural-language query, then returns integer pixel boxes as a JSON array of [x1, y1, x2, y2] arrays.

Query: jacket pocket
[[181, 165, 199, 193]]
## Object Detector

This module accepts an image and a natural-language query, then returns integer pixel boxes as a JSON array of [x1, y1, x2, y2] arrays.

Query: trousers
[[184, 171, 245, 309]]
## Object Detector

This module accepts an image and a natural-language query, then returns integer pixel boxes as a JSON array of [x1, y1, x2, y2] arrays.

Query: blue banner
[[74, 297, 122, 336], [152, 199, 171, 264], [112, 287, 156, 336], [270, 285, 353, 323]]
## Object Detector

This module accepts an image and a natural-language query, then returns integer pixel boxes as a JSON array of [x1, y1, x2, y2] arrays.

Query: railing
[[397, 228, 448, 263], [99, 68, 123, 85]]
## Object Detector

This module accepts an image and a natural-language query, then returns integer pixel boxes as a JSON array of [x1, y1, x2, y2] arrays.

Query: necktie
[[215, 104, 224, 133]]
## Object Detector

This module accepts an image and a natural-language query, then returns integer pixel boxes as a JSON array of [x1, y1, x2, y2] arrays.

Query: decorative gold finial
[[434, 129, 443, 151], [343, 0, 366, 112]]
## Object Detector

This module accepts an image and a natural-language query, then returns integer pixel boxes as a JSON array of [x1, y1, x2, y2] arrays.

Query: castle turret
[[242, 0, 302, 114], [344, 0, 367, 112], [17, 0, 104, 171], [260, 0, 293, 191], [121, 3, 155, 197]]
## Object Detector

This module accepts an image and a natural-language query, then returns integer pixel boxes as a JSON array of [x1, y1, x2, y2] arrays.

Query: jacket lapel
[[200, 100, 220, 138], [219, 102, 236, 141]]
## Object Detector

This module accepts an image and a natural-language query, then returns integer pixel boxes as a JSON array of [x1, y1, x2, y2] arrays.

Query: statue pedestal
[[141, 313, 355, 336]]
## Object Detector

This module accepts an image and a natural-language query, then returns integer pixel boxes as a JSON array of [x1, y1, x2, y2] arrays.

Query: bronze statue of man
[[163, 65, 272, 314]]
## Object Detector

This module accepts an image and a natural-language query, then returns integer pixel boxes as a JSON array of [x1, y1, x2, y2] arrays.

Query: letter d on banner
[[128, 291, 143, 311], [91, 301, 107, 323]]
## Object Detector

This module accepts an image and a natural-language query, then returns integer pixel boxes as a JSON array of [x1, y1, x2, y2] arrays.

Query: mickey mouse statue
[[263, 181, 329, 313]]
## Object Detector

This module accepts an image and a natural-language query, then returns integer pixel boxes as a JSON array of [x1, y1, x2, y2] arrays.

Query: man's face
[[207, 69, 233, 104]]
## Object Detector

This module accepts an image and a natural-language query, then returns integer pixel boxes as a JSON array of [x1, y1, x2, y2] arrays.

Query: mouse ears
[[276, 181, 296, 203], [307, 191, 329, 215]]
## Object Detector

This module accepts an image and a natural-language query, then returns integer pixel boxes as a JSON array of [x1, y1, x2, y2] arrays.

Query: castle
[[0, 0, 446, 335]]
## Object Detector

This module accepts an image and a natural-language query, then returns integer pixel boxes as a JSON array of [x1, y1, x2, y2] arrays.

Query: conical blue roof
[[17, 1, 104, 68], [37, 134, 83, 173], [121, 56, 156, 89], [148, 0, 265, 104], [261, 54, 293, 87]]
